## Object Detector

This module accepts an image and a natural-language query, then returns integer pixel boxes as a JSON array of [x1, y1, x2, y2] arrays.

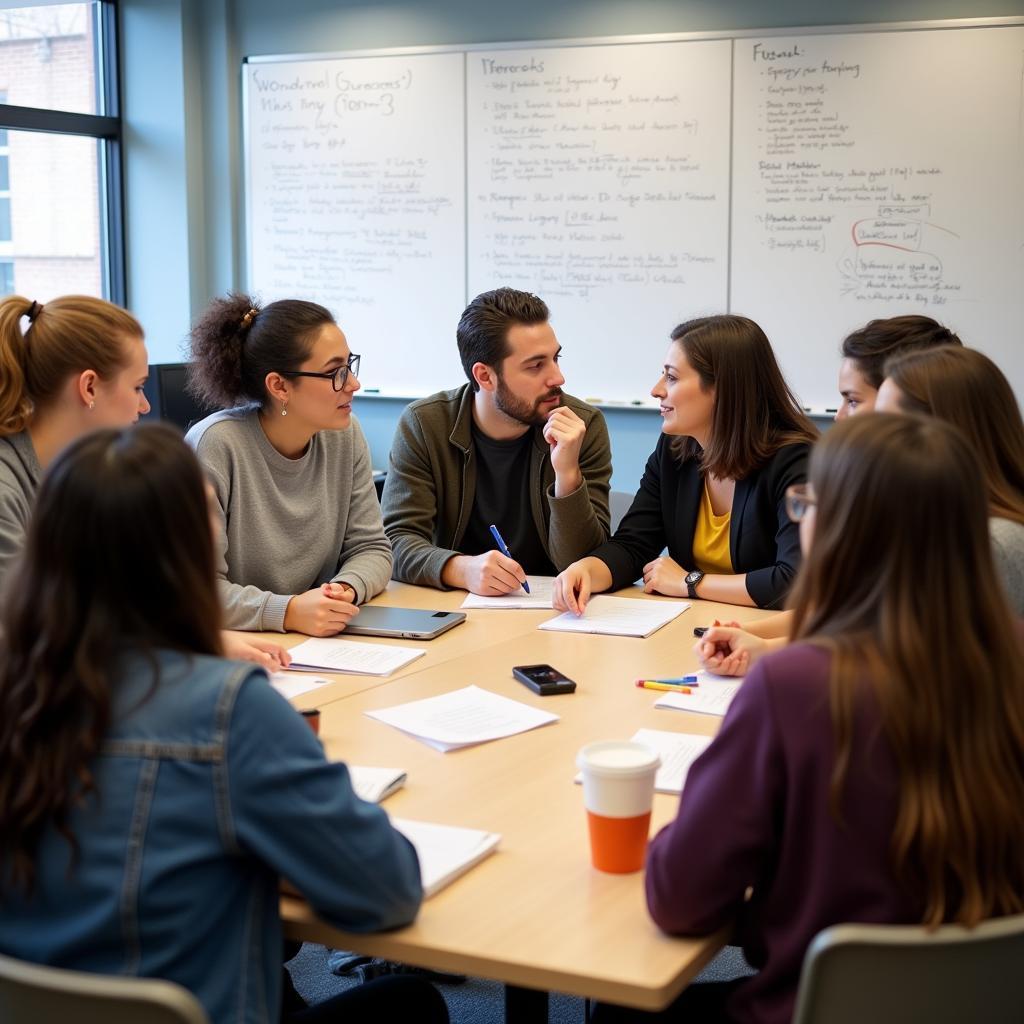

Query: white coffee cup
[[577, 740, 660, 873]]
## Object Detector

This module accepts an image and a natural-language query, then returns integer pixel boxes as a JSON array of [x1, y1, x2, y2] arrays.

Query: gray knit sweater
[[0, 430, 40, 589], [991, 516, 1024, 617], [187, 407, 392, 631]]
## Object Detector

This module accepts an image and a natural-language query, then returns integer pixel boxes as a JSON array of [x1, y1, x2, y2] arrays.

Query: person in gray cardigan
[[186, 293, 392, 635], [381, 288, 612, 595]]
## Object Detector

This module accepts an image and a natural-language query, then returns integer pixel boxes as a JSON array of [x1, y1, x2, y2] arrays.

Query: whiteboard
[[244, 20, 1024, 408], [466, 40, 731, 405], [244, 52, 466, 393], [732, 26, 1024, 412]]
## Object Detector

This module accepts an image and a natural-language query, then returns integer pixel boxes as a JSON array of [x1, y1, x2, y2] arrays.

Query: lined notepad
[[286, 637, 425, 676], [366, 685, 559, 752], [461, 576, 556, 609], [348, 765, 407, 803], [391, 818, 501, 898], [539, 596, 690, 638]]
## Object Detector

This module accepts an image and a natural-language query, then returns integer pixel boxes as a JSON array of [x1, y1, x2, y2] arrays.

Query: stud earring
[[89, 401, 95, 410]]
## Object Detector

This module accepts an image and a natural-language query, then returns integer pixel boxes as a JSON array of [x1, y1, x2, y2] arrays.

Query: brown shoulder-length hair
[[789, 414, 1024, 927], [883, 345, 1024, 526], [669, 315, 817, 479], [0, 424, 223, 897]]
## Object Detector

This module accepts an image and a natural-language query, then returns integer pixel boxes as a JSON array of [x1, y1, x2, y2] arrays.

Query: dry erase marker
[[489, 524, 530, 594], [636, 681, 694, 694]]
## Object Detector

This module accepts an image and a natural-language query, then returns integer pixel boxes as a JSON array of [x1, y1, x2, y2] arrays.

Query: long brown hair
[[0, 425, 223, 897], [0, 294, 144, 435], [841, 314, 962, 390], [884, 345, 1024, 525], [669, 315, 817, 479], [789, 414, 1024, 927]]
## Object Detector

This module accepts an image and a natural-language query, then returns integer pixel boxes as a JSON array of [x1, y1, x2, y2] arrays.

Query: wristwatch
[[685, 569, 705, 599]]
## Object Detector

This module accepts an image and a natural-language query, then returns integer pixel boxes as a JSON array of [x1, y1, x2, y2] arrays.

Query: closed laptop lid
[[343, 606, 466, 640]]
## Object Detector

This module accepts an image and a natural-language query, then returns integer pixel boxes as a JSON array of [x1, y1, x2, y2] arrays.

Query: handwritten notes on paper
[[462, 576, 556, 609], [286, 637, 425, 676], [365, 685, 559, 752], [654, 670, 742, 718], [539, 596, 689, 638]]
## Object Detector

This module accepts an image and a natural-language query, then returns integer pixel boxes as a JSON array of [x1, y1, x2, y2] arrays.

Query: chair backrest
[[792, 913, 1024, 1024], [0, 953, 209, 1024], [609, 490, 634, 533]]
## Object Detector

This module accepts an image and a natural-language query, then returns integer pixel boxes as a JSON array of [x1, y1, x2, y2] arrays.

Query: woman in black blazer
[[553, 315, 817, 611]]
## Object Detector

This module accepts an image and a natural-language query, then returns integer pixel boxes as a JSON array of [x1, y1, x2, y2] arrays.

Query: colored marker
[[489, 524, 530, 594], [636, 681, 694, 694], [635, 675, 699, 685]]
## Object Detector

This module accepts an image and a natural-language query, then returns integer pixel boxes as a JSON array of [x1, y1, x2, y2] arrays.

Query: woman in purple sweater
[[596, 413, 1024, 1023]]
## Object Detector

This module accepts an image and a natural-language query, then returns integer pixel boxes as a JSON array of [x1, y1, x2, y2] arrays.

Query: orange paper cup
[[577, 741, 660, 874], [301, 708, 321, 736]]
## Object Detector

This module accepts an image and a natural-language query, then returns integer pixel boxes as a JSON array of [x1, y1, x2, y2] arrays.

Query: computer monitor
[[144, 363, 216, 433]]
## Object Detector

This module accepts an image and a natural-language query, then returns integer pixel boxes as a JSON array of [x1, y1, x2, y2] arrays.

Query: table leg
[[504, 983, 549, 1023]]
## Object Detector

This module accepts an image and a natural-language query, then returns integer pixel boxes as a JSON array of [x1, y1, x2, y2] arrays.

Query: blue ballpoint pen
[[488, 524, 531, 594]]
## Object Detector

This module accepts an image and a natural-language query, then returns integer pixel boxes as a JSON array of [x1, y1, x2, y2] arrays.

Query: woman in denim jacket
[[0, 424, 447, 1024]]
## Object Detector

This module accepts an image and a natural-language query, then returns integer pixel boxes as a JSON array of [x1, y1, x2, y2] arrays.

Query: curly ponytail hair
[[188, 293, 336, 409]]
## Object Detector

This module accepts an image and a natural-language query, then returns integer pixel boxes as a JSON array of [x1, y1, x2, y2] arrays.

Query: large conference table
[[275, 582, 771, 1021]]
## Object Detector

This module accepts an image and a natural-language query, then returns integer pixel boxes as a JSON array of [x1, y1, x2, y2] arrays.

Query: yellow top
[[692, 480, 733, 575]]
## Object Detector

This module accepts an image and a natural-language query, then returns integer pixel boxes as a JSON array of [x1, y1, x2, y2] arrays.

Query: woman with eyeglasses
[[697, 343, 1024, 677], [187, 293, 391, 636], [553, 315, 817, 612], [594, 414, 1024, 1024]]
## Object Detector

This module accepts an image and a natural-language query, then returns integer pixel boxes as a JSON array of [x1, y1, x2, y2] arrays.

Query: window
[[0, 2, 123, 302]]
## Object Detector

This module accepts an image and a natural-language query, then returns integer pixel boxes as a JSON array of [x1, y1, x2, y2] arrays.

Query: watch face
[[685, 571, 703, 586]]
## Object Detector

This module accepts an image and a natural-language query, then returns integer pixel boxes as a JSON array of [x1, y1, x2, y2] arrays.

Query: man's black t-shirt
[[460, 423, 556, 576]]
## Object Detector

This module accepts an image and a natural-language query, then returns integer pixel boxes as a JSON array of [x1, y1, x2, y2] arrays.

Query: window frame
[[0, 1, 125, 303]]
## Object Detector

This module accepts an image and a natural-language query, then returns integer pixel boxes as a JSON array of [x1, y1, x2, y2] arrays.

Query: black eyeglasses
[[276, 354, 361, 392], [785, 483, 817, 523]]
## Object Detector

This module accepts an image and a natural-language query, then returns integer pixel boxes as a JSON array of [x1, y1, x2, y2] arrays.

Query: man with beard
[[381, 288, 612, 594]]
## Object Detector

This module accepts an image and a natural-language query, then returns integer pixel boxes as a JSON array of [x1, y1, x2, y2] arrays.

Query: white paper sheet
[[573, 729, 711, 794], [348, 765, 407, 804], [270, 672, 333, 700], [391, 818, 501, 897], [539, 596, 690, 638], [286, 637, 425, 676], [654, 671, 743, 717], [461, 576, 556, 609], [365, 685, 559, 752]]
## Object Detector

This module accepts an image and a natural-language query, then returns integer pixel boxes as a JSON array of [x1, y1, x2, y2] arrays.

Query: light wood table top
[[282, 590, 772, 1011], [256, 581, 554, 710]]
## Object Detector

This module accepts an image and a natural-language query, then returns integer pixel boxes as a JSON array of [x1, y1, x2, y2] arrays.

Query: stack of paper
[[461, 576, 556, 609], [539, 596, 690, 638], [270, 672, 333, 700], [285, 637, 425, 676], [391, 818, 501, 898], [348, 765, 407, 803], [654, 671, 743, 717], [365, 685, 559, 752]]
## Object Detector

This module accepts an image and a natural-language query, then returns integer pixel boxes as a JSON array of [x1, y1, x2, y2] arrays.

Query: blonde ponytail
[[0, 295, 143, 437]]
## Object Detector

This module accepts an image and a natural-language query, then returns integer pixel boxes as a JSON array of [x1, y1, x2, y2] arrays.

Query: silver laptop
[[344, 606, 466, 640]]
